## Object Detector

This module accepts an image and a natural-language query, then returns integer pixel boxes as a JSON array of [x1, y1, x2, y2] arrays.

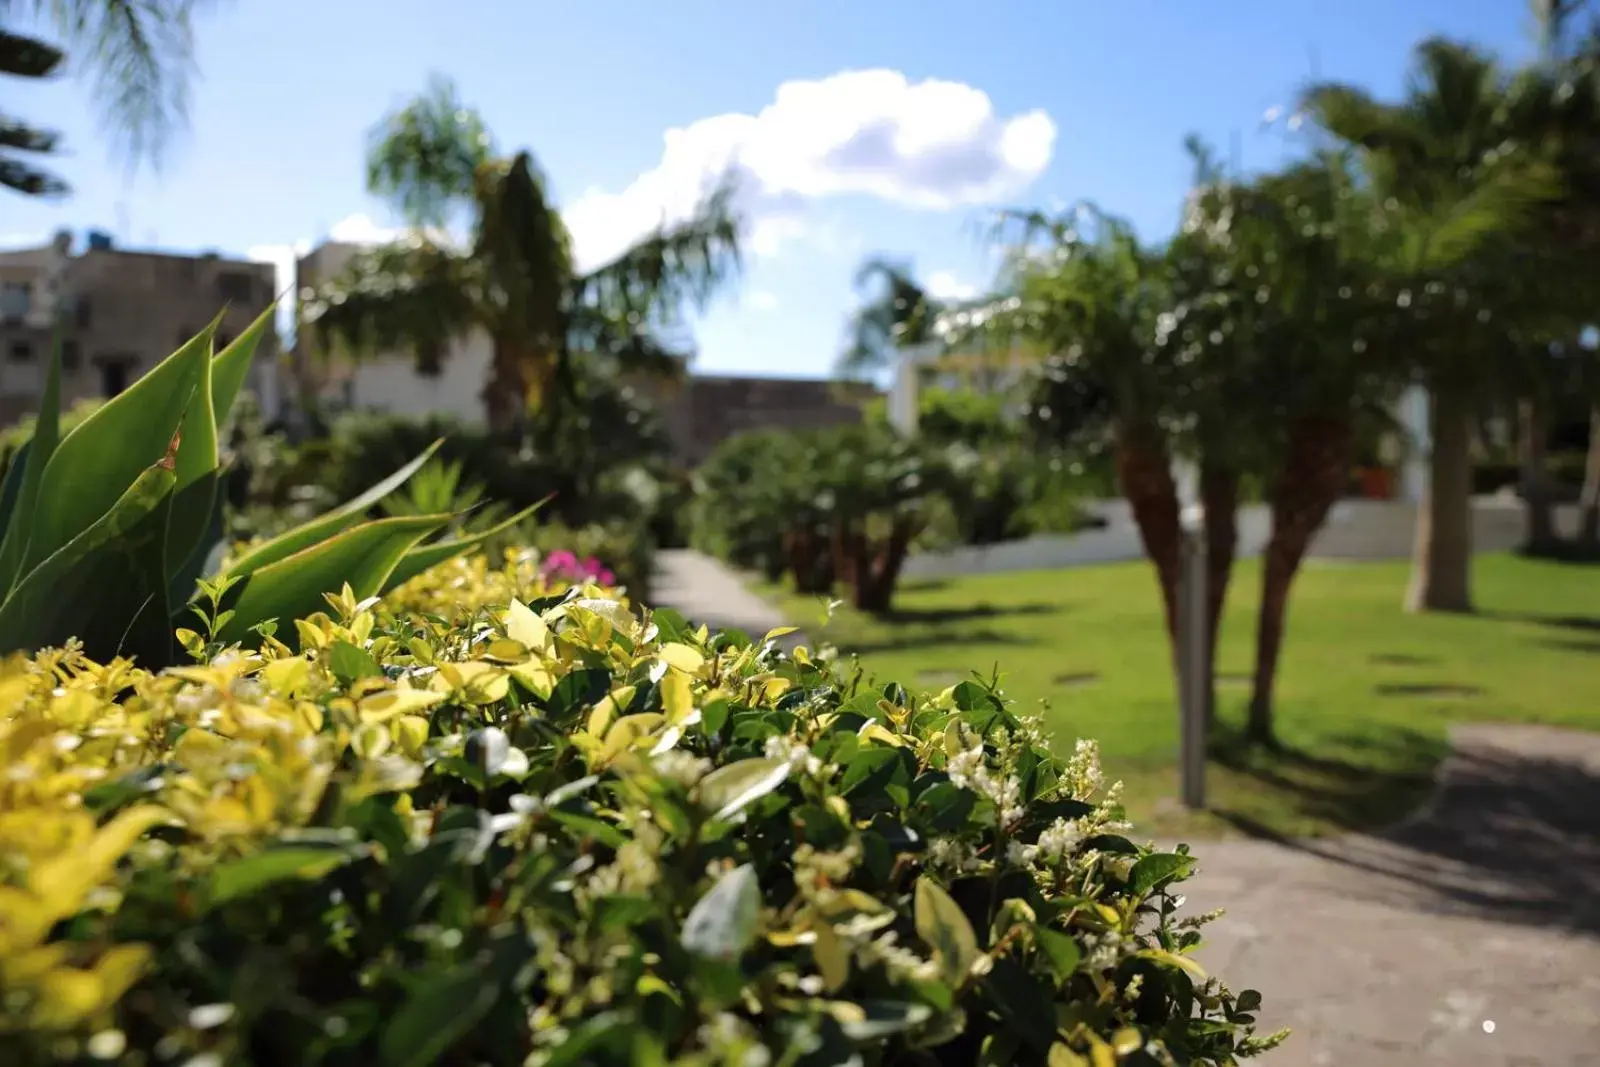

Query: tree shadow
[[1537, 636, 1600, 655], [842, 627, 1039, 656], [873, 602, 1057, 625], [1482, 609, 1600, 634], [1213, 725, 1600, 936]]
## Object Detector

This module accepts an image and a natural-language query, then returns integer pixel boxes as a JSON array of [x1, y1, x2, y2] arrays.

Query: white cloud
[[561, 69, 1056, 271], [327, 214, 402, 245], [748, 290, 779, 311], [926, 270, 978, 301]]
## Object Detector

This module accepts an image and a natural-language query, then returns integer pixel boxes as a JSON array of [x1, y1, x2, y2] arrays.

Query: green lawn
[[761, 554, 1600, 838]]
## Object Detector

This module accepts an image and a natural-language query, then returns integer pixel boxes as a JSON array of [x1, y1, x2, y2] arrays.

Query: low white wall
[[902, 498, 1582, 579]]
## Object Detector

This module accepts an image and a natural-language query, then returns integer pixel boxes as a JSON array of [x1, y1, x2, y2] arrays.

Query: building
[[294, 239, 875, 465], [0, 230, 281, 425]]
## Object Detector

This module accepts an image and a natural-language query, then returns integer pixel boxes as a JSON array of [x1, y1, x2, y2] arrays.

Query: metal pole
[[1178, 514, 1208, 810]]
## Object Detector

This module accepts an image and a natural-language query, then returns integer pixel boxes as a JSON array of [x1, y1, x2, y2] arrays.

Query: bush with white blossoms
[[0, 554, 1285, 1066]]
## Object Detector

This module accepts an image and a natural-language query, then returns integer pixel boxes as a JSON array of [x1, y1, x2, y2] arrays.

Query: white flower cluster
[[924, 836, 984, 877], [577, 817, 663, 903], [944, 725, 1024, 825], [650, 748, 711, 788], [856, 929, 941, 985], [695, 1013, 771, 1067], [1065, 738, 1106, 800], [764, 734, 823, 777]]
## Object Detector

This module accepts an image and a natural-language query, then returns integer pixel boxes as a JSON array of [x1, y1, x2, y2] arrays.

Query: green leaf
[[0, 440, 32, 547], [0, 332, 61, 593], [219, 440, 445, 580], [0, 458, 176, 656], [1035, 928, 1081, 978], [329, 639, 381, 685], [207, 844, 360, 908], [1125, 852, 1195, 897], [211, 304, 276, 427], [1235, 989, 1263, 1013], [378, 497, 549, 595], [681, 863, 761, 960], [164, 469, 227, 608], [695, 757, 790, 822], [75, 480, 176, 666], [841, 747, 901, 795], [26, 323, 211, 572], [378, 966, 499, 1067], [173, 312, 225, 490], [212, 513, 450, 645], [915, 875, 980, 989]]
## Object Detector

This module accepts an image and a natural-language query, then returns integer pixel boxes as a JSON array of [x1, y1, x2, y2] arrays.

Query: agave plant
[[0, 309, 540, 666]]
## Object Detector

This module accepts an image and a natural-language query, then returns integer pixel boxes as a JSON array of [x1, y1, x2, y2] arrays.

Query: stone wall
[[651, 375, 878, 467]]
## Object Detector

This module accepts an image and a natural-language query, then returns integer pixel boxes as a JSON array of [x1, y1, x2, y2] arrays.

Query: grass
[[760, 554, 1600, 839]]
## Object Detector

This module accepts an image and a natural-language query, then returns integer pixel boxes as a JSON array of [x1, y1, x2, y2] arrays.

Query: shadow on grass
[[872, 601, 1058, 625], [1212, 725, 1600, 935], [842, 626, 1040, 657], [1483, 609, 1600, 634], [1537, 636, 1600, 655]]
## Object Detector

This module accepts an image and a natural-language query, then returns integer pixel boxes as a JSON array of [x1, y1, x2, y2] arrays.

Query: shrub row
[[0, 551, 1282, 1066]]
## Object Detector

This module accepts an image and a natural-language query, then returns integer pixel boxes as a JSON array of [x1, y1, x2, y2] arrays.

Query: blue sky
[[4, 0, 1537, 378]]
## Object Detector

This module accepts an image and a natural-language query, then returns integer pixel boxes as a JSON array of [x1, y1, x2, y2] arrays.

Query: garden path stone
[[1179, 723, 1600, 1065], [649, 553, 1600, 1063]]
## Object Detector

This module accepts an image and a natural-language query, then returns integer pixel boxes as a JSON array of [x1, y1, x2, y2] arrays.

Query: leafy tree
[[1305, 38, 1565, 612], [302, 76, 743, 434]]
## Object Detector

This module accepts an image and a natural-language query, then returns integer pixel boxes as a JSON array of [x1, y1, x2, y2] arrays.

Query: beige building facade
[[0, 230, 281, 425]]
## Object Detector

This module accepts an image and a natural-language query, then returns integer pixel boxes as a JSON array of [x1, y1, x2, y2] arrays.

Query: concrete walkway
[[651, 549, 800, 646], [648, 552, 1600, 1064], [1181, 723, 1600, 1066]]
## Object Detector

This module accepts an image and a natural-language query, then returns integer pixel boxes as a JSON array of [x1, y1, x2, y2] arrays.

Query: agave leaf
[[211, 304, 276, 428], [213, 513, 452, 646], [0, 440, 31, 552], [173, 312, 227, 490], [164, 467, 226, 607], [379, 497, 549, 595], [218, 440, 445, 580], [0, 452, 177, 656], [77, 479, 178, 666], [26, 323, 213, 572], [0, 331, 63, 593]]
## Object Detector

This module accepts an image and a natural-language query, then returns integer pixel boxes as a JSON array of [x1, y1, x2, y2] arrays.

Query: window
[[9, 341, 31, 363], [75, 298, 91, 329], [99, 360, 130, 398], [0, 282, 29, 322], [61, 340, 80, 370], [217, 272, 253, 302]]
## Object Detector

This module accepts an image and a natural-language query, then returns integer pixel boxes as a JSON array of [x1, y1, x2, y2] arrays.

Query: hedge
[[0, 549, 1284, 1065]]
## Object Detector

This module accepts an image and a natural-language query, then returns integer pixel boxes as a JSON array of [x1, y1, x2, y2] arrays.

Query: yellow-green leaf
[[504, 599, 549, 649], [914, 875, 980, 988], [696, 757, 790, 822], [812, 919, 851, 992], [658, 642, 705, 675], [379, 498, 549, 595]]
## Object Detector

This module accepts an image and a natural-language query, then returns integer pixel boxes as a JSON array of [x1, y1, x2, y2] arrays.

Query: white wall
[[342, 329, 492, 424], [902, 498, 1582, 578]]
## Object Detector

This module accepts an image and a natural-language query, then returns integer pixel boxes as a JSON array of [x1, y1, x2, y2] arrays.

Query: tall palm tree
[[0, 27, 67, 196], [1305, 38, 1563, 612], [1, 0, 219, 190], [837, 257, 942, 380], [301, 76, 743, 434]]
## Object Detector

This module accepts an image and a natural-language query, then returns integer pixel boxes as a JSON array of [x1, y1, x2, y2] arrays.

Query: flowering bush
[[538, 549, 617, 588], [0, 552, 1283, 1065]]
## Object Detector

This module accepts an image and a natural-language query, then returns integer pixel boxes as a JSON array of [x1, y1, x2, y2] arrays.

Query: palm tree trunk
[[1199, 463, 1240, 726], [1518, 396, 1558, 554], [1405, 383, 1474, 614], [1113, 428, 1181, 656], [482, 344, 529, 436], [1580, 405, 1600, 547], [1249, 416, 1354, 746]]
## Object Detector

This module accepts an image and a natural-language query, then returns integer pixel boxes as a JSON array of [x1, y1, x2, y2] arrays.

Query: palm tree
[[837, 258, 942, 380], [0, 27, 67, 196], [2, 0, 219, 190], [1305, 38, 1563, 612], [301, 76, 743, 434]]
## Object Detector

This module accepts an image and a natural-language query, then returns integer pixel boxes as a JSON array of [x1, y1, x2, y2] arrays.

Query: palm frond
[[0, 27, 64, 77], [299, 236, 478, 376], [573, 174, 744, 325], [22, 0, 218, 167], [366, 74, 496, 229]]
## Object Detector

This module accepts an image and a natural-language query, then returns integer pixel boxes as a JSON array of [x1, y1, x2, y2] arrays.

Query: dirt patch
[[1053, 671, 1101, 688], [1369, 653, 1439, 667]]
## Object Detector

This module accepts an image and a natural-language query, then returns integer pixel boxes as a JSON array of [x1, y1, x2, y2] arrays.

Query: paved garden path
[[649, 550, 1600, 1065]]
